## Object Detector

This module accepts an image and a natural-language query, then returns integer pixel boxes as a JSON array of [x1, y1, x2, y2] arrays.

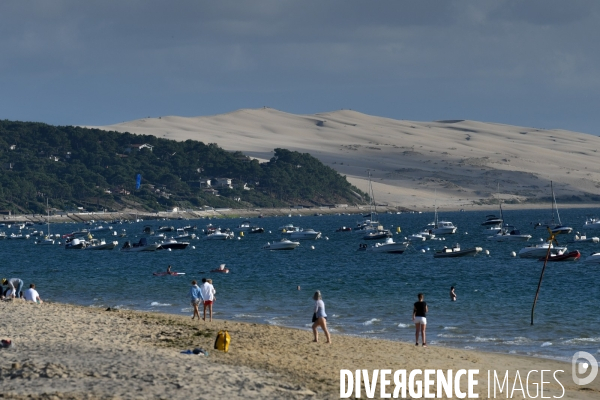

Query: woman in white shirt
[[311, 291, 331, 344]]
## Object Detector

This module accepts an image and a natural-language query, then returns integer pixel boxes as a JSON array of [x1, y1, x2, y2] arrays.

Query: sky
[[1, 0, 599, 134]]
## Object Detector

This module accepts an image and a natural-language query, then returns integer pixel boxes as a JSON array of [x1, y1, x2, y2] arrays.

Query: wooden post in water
[[531, 229, 557, 325]]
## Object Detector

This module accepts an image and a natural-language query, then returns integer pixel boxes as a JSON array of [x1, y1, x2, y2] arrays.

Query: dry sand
[[1, 300, 598, 399], [90, 108, 600, 211]]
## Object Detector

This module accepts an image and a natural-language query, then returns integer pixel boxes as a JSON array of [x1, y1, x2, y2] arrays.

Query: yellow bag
[[214, 330, 230, 353]]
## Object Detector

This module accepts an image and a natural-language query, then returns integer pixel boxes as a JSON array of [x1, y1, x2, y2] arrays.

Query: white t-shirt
[[24, 288, 40, 302], [200, 282, 215, 301]]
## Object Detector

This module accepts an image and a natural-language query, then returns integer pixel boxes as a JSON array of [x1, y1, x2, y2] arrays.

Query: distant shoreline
[[1, 202, 599, 224]]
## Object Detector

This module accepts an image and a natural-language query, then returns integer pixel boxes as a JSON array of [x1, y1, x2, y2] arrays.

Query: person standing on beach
[[189, 280, 202, 320], [312, 291, 331, 344], [24, 283, 43, 303], [412, 293, 428, 347], [450, 286, 457, 301], [200, 278, 216, 322], [2, 278, 24, 299]]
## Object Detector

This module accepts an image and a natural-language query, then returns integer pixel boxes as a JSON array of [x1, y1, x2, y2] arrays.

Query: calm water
[[2, 208, 599, 363]]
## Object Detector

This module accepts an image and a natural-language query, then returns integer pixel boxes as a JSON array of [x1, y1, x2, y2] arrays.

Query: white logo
[[572, 351, 598, 385]]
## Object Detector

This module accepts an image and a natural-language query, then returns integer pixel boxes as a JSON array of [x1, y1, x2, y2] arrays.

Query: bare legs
[[192, 302, 200, 320], [312, 317, 331, 344], [415, 323, 427, 346], [203, 302, 213, 322]]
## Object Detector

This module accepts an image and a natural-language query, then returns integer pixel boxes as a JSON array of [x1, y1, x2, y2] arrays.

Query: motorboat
[[29, 230, 43, 237], [538, 250, 580, 262], [234, 221, 252, 232], [210, 264, 230, 273], [433, 244, 482, 258], [65, 238, 86, 249], [120, 238, 159, 252], [174, 228, 196, 240], [483, 224, 503, 235], [182, 225, 197, 232], [432, 221, 457, 235], [569, 233, 600, 243], [583, 252, 600, 264], [248, 226, 264, 234], [487, 227, 532, 242], [335, 226, 352, 232], [157, 239, 189, 250], [518, 241, 567, 258], [290, 228, 321, 240], [85, 238, 118, 250], [407, 233, 426, 242], [157, 226, 175, 232], [280, 224, 300, 234], [205, 229, 234, 240], [262, 239, 300, 250], [9, 232, 30, 240], [363, 229, 393, 240], [0, 232, 6, 240], [481, 214, 503, 226], [36, 236, 55, 245], [583, 218, 600, 228], [365, 238, 409, 254], [89, 225, 112, 232], [143, 225, 154, 235]]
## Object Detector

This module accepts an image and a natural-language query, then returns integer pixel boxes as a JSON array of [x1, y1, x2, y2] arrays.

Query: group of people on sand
[[1, 278, 43, 303], [189, 278, 216, 321]]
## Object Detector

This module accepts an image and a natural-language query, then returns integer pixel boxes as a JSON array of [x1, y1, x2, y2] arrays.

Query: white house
[[124, 143, 154, 153], [213, 178, 233, 189]]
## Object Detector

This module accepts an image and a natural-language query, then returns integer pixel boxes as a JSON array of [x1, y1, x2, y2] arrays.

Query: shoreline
[[2, 300, 598, 399], [2, 202, 600, 224]]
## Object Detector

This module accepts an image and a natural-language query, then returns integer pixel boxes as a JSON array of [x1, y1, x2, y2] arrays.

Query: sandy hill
[[90, 108, 600, 211]]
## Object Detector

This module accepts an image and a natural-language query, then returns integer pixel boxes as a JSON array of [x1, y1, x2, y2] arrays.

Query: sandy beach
[[1, 300, 598, 399]]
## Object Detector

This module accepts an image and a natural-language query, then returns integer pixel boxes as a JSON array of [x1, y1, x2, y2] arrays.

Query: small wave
[[150, 302, 170, 307], [474, 337, 500, 343], [509, 350, 517, 354], [443, 326, 458, 330], [563, 337, 600, 344], [397, 323, 411, 328], [363, 329, 387, 334], [362, 318, 381, 326], [181, 307, 192, 313], [464, 346, 475, 350], [331, 314, 339, 318], [234, 314, 262, 319], [541, 342, 552, 347], [505, 337, 533, 345], [437, 333, 467, 338]]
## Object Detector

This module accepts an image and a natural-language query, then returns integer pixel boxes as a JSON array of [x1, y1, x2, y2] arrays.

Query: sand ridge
[[89, 108, 600, 211]]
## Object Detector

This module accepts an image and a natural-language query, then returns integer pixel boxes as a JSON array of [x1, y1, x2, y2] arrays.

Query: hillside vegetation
[[0, 120, 366, 214]]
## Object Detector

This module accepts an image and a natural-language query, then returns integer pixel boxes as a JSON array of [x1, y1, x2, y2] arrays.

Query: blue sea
[[2, 208, 599, 364]]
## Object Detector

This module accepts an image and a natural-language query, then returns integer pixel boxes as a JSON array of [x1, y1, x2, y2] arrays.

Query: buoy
[[396, 227, 401, 233], [237, 237, 241, 240], [511, 251, 516, 257], [192, 246, 195, 249], [325, 236, 329, 240], [465, 232, 468, 235], [168, 248, 172, 252], [269, 231, 271, 234], [311, 245, 315, 250], [240, 232, 244, 237], [485, 250, 490, 255], [421, 249, 426, 253]]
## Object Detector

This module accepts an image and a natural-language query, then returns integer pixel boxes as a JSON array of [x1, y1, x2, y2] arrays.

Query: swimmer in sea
[[450, 286, 457, 301]]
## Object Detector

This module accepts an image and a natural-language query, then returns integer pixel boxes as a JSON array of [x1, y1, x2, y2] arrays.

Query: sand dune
[[90, 108, 600, 210]]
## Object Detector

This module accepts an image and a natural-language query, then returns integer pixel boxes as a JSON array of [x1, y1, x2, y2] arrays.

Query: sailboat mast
[[551, 181, 562, 226]]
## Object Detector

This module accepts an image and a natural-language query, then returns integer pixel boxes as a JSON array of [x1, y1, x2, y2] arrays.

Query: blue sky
[[1, 1, 599, 134]]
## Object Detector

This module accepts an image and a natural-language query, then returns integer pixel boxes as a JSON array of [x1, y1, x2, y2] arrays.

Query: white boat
[[120, 238, 159, 252], [36, 236, 55, 245], [234, 221, 252, 232], [89, 225, 112, 232], [280, 224, 300, 234], [583, 218, 600, 228], [583, 252, 600, 263], [483, 224, 503, 234], [205, 229, 234, 240], [487, 226, 532, 242], [262, 239, 300, 250], [365, 238, 409, 253], [0, 232, 6, 240], [157, 239, 189, 250], [289, 228, 321, 240], [569, 233, 599, 243], [481, 214, 503, 226], [85, 238, 118, 250], [173, 228, 196, 240], [9, 232, 30, 240], [426, 197, 457, 235], [65, 238, 86, 249], [518, 241, 567, 258]]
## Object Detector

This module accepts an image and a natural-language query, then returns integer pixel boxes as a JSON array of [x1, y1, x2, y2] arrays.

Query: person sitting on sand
[[412, 293, 428, 347], [200, 278, 216, 322], [450, 286, 457, 302], [24, 283, 43, 303], [312, 290, 331, 344], [189, 280, 202, 320], [2, 278, 24, 299]]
